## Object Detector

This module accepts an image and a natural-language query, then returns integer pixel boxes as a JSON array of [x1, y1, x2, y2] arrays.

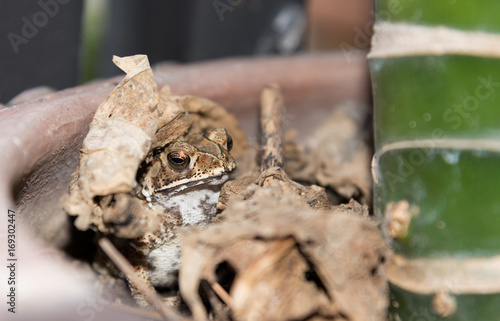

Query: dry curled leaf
[[286, 102, 373, 205], [62, 55, 183, 238], [61, 55, 248, 239], [179, 185, 389, 321], [217, 166, 330, 212]]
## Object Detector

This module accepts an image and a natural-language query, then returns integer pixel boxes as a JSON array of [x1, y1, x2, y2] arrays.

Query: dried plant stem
[[201, 281, 230, 321], [210, 281, 234, 307], [98, 238, 185, 321], [260, 83, 285, 171]]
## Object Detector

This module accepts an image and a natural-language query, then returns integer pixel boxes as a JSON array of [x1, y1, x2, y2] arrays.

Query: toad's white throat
[[152, 174, 229, 226], [146, 174, 229, 289]]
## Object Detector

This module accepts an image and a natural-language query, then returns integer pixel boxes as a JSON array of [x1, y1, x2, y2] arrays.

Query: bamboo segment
[[390, 285, 500, 321], [371, 55, 500, 149], [370, 1, 500, 320], [375, 1, 500, 33], [377, 148, 500, 257]]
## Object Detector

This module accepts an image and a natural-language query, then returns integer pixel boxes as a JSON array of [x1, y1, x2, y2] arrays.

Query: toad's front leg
[[126, 235, 182, 308]]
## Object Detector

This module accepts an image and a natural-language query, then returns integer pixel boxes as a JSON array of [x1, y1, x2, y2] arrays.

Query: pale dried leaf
[[179, 185, 389, 321], [287, 102, 372, 205]]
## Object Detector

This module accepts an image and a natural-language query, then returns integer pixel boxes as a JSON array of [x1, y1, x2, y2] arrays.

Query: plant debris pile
[[61, 55, 389, 321], [181, 168, 388, 321]]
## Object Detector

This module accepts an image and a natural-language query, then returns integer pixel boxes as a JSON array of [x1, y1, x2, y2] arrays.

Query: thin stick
[[98, 237, 185, 321], [210, 281, 234, 307], [201, 281, 230, 321], [260, 83, 285, 171]]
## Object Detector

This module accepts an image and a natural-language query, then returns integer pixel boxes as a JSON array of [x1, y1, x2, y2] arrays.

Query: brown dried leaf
[[217, 167, 330, 212], [179, 185, 389, 321], [62, 55, 190, 238], [286, 102, 373, 205], [216, 173, 259, 211], [62, 55, 249, 240]]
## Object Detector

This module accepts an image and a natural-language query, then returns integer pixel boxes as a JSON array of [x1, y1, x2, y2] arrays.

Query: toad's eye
[[226, 134, 233, 152], [167, 151, 190, 171]]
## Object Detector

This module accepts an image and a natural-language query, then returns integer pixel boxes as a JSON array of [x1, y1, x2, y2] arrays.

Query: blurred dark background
[[0, 0, 373, 104]]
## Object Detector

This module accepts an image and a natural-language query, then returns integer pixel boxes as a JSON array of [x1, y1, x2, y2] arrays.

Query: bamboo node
[[385, 200, 418, 239], [432, 291, 457, 318]]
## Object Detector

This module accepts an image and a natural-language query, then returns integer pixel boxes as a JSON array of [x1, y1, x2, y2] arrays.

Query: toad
[[126, 127, 236, 306]]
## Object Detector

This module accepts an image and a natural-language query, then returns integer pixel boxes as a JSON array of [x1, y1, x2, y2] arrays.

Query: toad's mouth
[[155, 174, 230, 196]]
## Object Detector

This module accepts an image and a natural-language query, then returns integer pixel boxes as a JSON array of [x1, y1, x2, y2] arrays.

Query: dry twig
[[201, 281, 231, 321], [260, 83, 285, 171], [98, 238, 187, 321], [210, 281, 234, 307]]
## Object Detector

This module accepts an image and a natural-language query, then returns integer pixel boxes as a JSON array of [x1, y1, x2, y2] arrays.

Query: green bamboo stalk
[[369, 1, 500, 320]]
